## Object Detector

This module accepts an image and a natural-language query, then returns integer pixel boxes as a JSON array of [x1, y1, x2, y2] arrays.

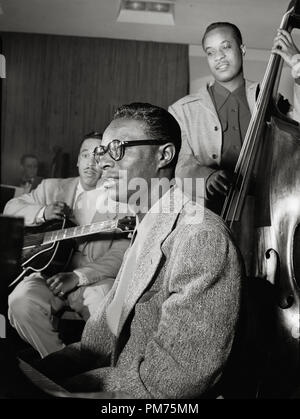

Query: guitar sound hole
[[293, 224, 300, 288]]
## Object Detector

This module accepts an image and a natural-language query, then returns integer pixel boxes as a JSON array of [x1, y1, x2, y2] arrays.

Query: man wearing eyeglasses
[[24, 103, 243, 399], [4, 132, 130, 358]]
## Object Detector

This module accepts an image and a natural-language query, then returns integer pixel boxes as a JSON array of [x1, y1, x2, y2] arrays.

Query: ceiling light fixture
[[125, 1, 146, 11], [117, 0, 175, 25], [148, 2, 170, 13]]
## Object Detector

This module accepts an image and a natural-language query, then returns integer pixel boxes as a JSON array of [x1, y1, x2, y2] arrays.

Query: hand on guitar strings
[[272, 29, 300, 68], [206, 169, 234, 197], [43, 201, 72, 221], [46, 272, 79, 298]]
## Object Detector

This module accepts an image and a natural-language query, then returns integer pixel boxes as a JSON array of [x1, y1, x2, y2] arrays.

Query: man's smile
[[215, 62, 230, 71], [84, 168, 98, 176]]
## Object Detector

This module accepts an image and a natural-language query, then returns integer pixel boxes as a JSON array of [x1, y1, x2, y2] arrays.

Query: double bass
[[222, 0, 300, 398]]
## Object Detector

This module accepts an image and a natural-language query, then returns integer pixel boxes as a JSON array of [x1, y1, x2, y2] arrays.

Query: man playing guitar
[[4, 131, 130, 358]]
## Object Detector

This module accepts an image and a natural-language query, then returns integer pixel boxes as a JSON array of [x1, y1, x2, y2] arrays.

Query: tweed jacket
[[63, 187, 243, 398], [169, 79, 300, 200], [4, 177, 130, 286]]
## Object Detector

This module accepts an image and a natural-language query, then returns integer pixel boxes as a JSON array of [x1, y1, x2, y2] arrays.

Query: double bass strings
[[222, 6, 293, 227]]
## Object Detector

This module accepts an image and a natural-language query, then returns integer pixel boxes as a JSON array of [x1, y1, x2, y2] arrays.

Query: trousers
[[8, 274, 112, 358]]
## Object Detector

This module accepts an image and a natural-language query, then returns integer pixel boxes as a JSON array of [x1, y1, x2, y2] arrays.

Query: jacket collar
[[116, 186, 190, 336], [185, 79, 258, 115], [245, 79, 258, 113]]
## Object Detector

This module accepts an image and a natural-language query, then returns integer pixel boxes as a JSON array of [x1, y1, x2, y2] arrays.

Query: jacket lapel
[[194, 80, 219, 116], [193, 79, 258, 116], [245, 80, 259, 113], [56, 177, 79, 208], [116, 187, 189, 336]]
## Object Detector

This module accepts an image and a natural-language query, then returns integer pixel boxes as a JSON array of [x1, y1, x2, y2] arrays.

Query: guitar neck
[[42, 219, 119, 245]]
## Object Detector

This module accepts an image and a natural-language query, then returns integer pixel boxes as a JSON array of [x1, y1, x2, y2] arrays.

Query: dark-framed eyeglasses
[[93, 139, 169, 162]]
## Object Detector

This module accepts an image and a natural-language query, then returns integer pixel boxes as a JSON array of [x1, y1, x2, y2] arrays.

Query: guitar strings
[[23, 219, 125, 248], [221, 8, 290, 225]]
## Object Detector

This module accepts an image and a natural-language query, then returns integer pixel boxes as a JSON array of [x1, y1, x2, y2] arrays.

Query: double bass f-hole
[[265, 247, 295, 309], [221, 0, 300, 398]]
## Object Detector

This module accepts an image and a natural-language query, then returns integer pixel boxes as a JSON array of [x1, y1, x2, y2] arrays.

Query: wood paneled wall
[[1, 32, 188, 184]]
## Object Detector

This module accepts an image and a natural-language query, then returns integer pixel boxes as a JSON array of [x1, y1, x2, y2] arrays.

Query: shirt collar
[[77, 180, 84, 194], [73, 180, 85, 206], [211, 80, 246, 111]]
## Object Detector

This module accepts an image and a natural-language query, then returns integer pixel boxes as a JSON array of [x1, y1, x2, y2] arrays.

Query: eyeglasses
[[93, 139, 169, 162]]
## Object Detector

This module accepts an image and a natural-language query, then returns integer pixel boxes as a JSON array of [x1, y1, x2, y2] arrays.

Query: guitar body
[[9, 215, 135, 289], [19, 219, 76, 281]]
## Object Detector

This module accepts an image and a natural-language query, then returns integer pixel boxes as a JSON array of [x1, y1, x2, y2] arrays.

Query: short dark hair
[[79, 131, 102, 149], [202, 22, 243, 49], [83, 131, 102, 140], [20, 154, 38, 165], [112, 102, 182, 168]]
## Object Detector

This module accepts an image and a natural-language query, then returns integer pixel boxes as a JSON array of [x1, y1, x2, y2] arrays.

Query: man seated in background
[[25, 103, 244, 399], [18, 154, 43, 193], [4, 131, 130, 358]]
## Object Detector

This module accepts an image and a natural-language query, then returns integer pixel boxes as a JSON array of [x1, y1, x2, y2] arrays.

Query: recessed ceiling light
[[125, 1, 146, 11], [148, 2, 170, 13], [118, 0, 175, 25]]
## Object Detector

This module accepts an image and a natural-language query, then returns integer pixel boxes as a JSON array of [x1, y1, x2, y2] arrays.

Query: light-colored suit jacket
[[62, 187, 243, 398], [168, 80, 258, 199], [4, 177, 130, 286], [169, 80, 300, 200]]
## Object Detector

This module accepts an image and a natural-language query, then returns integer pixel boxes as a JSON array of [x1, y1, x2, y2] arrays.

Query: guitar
[[9, 216, 136, 288]]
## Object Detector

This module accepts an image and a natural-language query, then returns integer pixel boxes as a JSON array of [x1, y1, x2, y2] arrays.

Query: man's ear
[[240, 44, 246, 56], [157, 143, 176, 169]]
